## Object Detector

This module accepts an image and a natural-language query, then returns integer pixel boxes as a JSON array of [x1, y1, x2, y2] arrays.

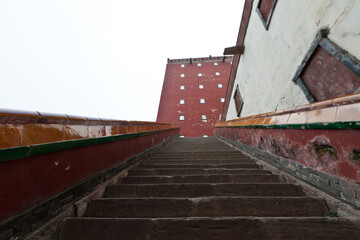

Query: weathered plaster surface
[[227, 0, 360, 119], [215, 127, 360, 183]]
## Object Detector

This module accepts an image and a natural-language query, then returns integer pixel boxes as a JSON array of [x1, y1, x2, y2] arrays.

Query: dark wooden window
[[234, 85, 244, 117], [256, 0, 278, 30], [293, 29, 360, 102]]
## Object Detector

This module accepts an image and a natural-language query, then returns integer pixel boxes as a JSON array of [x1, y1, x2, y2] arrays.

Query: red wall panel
[[301, 46, 360, 101]]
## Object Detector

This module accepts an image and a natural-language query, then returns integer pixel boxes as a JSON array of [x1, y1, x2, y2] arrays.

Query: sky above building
[[0, 0, 244, 121]]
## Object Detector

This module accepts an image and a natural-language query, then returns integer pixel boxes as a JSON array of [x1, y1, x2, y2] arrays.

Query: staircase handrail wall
[[215, 93, 360, 209], [0, 109, 179, 231]]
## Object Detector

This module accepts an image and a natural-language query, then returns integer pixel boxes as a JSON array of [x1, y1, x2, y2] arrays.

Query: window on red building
[[201, 114, 207, 122]]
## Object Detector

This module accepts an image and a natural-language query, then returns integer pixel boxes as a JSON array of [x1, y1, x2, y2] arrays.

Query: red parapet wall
[[215, 93, 360, 183], [215, 127, 360, 182], [0, 109, 179, 221], [222, 0, 254, 121], [0, 127, 179, 221]]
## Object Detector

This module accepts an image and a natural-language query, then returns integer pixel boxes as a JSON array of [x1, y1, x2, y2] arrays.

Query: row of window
[[181, 63, 219, 68], [179, 98, 225, 104], [179, 115, 208, 121], [180, 84, 223, 90], [180, 72, 220, 78]]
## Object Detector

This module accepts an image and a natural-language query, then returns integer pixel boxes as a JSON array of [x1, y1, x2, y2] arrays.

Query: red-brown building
[[157, 56, 232, 137]]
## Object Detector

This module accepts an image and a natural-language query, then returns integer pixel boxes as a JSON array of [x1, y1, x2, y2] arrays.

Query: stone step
[[85, 197, 328, 218], [147, 157, 252, 161], [151, 152, 249, 158], [154, 151, 244, 155], [143, 159, 255, 164], [104, 183, 304, 198], [127, 168, 271, 176], [121, 174, 284, 184], [60, 217, 360, 240], [137, 163, 260, 169], [161, 149, 237, 153]]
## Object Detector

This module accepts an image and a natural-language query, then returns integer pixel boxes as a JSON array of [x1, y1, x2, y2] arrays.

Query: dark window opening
[[234, 85, 244, 117], [256, 0, 278, 30]]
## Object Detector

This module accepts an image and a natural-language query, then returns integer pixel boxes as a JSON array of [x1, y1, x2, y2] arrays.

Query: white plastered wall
[[226, 0, 360, 120]]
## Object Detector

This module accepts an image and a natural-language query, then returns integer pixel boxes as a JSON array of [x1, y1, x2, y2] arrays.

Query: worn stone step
[[85, 197, 328, 218], [148, 154, 249, 158], [127, 168, 271, 176], [143, 159, 256, 164], [147, 156, 249, 162], [121, 174, 284, 184], [161, 150, 237, 153], [150, 153, 246, 157], [147, 157, 252, 162], [137, 163, 260, 169], [151, 152, 248, 158], [154, 152, 242, 156], [60, 217, 360, 240], [104, 183, 304, 198]]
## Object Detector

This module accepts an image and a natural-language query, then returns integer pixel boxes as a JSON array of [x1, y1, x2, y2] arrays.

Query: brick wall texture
[[157, 59, 232, 137]]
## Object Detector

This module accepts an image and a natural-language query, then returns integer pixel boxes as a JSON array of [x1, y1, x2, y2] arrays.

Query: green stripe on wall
[[0, 128, 179, 163]]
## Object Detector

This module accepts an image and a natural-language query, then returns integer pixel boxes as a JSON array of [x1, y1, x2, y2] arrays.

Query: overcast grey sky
[[0, 0, 244, 121]]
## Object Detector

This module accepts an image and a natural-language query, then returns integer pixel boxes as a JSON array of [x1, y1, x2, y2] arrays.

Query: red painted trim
[[222, 0, 254, 121], [0, 128, 179, 221]]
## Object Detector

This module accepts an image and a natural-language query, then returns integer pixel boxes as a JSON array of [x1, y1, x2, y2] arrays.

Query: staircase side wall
[[215, 94, 360, 208], [0, 127, 179, 239]]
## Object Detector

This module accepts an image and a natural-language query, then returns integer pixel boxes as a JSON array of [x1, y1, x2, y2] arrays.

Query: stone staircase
[[60, 137, 359, 239]]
